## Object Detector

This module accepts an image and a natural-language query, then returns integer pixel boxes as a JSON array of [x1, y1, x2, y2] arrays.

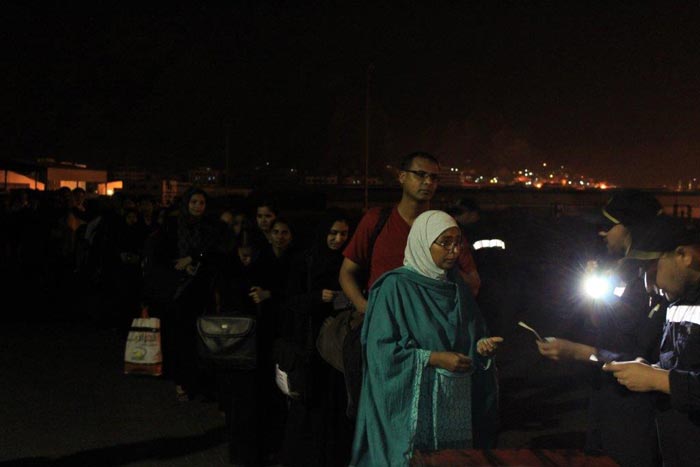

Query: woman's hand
[[174, 256, 192, 271], [429, 351, 473, 372], [249, 286, 271, 304], [321, 289, 337, 303], [477, 337, 504, 357]]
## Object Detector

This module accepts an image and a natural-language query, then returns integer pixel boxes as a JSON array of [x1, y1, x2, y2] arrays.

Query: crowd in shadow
[[1, 186, 613, 466]]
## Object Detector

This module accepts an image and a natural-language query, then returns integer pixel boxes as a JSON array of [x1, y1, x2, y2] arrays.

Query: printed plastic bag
[[124, 307, 162, 376]]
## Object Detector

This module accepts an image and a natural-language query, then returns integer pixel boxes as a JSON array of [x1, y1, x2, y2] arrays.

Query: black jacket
[[656, 285, 700, 467]]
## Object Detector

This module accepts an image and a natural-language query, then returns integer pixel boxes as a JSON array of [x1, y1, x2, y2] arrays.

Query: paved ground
[[0, 322, 228, 466], [0, 317, 592, 467]]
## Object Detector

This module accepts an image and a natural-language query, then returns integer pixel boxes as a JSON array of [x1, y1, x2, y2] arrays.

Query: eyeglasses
[[404, 169, 440, 182], [433, 238, 462, 252]]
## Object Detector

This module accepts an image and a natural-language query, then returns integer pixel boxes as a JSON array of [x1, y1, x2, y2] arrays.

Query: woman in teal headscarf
[[350, 210, 502, 467]]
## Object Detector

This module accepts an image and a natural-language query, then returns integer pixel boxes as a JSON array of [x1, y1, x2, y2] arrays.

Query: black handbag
[[196, 314, 257, 370], [316, 308, 352, 373]]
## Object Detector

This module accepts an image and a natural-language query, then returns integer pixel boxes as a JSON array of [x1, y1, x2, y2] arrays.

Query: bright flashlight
[[583, 274, 611, 299]]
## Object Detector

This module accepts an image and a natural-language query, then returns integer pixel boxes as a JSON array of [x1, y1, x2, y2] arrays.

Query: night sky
[[5, 3, 700, 187]]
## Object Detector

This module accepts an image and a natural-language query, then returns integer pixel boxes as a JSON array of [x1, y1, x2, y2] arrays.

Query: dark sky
[[4, 3, 700, 187]]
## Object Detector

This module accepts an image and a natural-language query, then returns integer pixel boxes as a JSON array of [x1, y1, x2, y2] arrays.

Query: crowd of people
[[2, 151, 700, 467]]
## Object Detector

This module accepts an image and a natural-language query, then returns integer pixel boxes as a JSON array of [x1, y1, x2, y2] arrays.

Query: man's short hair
[[399, 151, 440, 171], [256, 200, 278, 216]]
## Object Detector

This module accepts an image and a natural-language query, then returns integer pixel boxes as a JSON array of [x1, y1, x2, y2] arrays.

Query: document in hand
[[517, 321, 546, 343]]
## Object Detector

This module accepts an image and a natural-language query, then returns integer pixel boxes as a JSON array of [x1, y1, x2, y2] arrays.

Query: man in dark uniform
[[537, 190, 665, 467], [605, 215, 700, 467]]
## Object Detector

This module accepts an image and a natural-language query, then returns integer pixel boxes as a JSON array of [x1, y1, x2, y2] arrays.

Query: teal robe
[[350, 267, 498, 467]]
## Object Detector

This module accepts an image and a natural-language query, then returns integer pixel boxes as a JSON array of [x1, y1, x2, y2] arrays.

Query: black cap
[[602, 190, 662, 228], [627, 216, 700, 260]]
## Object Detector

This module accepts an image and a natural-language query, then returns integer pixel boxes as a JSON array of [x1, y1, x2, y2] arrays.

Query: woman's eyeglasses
[[433, 239, 462, 252]]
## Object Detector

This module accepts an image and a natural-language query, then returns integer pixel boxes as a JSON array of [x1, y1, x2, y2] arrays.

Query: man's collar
[[672, 281, 700, 306]]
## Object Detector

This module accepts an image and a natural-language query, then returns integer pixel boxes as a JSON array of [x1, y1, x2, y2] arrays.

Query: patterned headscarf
[[404, 210, 458, 280]]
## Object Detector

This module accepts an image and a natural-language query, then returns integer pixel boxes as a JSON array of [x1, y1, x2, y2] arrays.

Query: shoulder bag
[[196, 312, 257, 370]]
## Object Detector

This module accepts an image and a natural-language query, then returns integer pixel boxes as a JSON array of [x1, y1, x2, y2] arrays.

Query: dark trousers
[[227, 366, 287, 466], [280, 368, 353, 467]]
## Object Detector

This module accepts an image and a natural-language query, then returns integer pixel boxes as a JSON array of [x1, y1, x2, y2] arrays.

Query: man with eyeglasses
[[340, 151, 480, 316], [338, 152, 481, 421]]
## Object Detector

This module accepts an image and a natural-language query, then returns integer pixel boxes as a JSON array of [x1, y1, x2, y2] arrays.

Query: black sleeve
[[669, 369, 700, 412]]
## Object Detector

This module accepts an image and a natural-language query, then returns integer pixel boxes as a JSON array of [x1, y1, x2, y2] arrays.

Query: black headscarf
[[307, 208, 350, 291], [177, 187, 211, 257]]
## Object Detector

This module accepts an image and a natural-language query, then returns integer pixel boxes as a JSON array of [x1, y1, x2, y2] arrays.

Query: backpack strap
[[359, 206, 392, 297], [367, 206, 392, 270]]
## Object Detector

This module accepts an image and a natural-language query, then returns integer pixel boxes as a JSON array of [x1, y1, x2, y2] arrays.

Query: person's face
[[125, 211, 138, 226], [430, 227, 462, 270], [220, 211, 234, 226], [599, 223, 630, 256], [188, 194, 206, 217], [238, 247, 254, 267], [326, 220, 350, 251], [655, 250, 687, 301], [138, 200, 154, 215], [123, 198, 137, 210], [257, 206, 276, 232], [271, 222, 292, 251], [399, 157, 439, 202]]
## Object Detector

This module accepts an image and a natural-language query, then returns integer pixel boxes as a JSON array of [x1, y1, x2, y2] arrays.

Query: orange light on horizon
[[99, 180, 123, 196]]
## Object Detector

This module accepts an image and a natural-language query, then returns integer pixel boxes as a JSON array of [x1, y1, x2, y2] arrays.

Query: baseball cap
[[602, 190, 662, 228], [626, 215, 700, 260]]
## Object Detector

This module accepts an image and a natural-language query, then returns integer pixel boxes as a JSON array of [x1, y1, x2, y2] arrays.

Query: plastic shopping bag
[[124, 307, 162, 376]]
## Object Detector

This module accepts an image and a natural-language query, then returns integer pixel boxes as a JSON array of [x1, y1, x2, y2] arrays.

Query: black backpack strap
[[367, 206, 392, 272]]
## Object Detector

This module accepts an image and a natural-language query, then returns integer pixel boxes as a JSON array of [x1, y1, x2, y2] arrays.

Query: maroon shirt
[[343, 207, 478, 290]]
